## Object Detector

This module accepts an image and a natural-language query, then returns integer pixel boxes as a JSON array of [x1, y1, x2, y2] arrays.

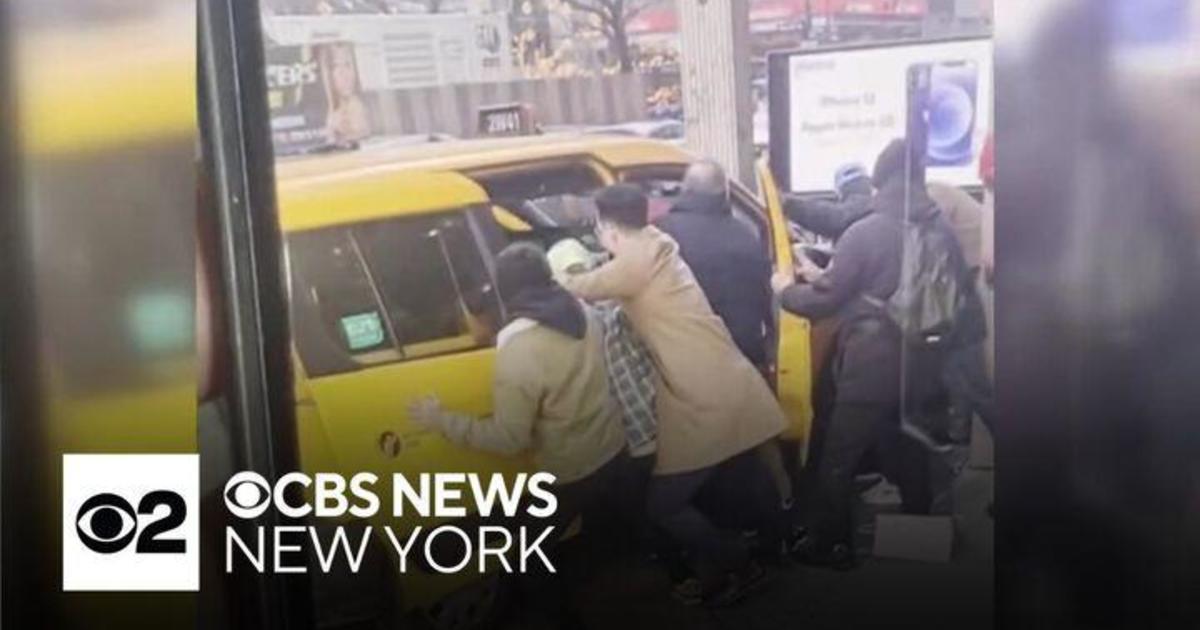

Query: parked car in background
[[585, 119, 685, 145]]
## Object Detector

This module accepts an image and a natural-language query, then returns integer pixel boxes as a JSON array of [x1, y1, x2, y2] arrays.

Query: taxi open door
[[757, 158, 815, 461]]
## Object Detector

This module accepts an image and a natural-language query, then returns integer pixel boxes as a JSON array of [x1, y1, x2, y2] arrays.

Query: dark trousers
[[547, 450, 639, 558], [647, 449, 780, 585], [520, 451, 633, 624], [810, 402, 932, 547], [623, 453, 657, 550], [944, 340, 996, 438]]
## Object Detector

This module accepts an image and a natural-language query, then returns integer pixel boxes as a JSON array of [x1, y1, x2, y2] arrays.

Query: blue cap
[[833, 163, 869, 193]]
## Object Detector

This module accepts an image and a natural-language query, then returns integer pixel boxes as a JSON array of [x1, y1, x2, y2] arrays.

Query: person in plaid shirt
[[596, 304, 658, 457], [548, 238, 660, 554], [548, 238, 658, 459]]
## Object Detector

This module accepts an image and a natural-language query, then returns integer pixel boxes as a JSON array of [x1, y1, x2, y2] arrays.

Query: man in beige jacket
[[562, 184, 787, 605], [409, 242, 627, 488], [409, 242, 629, 625]]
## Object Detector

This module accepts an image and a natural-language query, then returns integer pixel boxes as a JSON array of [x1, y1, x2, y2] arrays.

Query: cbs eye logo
[[75, 491, 187, 555], [62, 454, 199, 592], [223, 471, 271, 518]]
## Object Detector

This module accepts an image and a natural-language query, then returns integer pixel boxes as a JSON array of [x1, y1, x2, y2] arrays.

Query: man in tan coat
[[562, 184, 787, 605], [409, 242, 629, 625], [409, 242, 626, 486]]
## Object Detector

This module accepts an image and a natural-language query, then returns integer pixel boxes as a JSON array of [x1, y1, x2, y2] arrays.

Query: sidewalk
[[503, 427, 995, 630]]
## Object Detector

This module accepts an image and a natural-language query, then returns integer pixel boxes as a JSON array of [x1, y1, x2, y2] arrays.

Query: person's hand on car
[[407, 395, 447, 432], [771, 270, 796, 295], [796, 250, 825, 284]]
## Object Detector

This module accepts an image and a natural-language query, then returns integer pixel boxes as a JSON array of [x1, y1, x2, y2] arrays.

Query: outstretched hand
[[407, 395, 445, 432]]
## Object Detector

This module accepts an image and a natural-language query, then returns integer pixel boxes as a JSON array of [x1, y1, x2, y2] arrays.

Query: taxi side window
[[289, 228, 393, 375], [287, 211, 500, 377], [353, 213, 498, 353]]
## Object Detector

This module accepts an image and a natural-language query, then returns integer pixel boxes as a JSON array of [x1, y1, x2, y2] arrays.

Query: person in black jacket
[[772, 139, 934, 569], [783, 163, 874, 240], [656, 160, 773, 368], [655, 159, 796, 554]]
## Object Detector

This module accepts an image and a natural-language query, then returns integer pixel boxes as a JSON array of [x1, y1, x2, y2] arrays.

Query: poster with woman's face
[[265, 43, 328, 154], [319, 42, 372, 146], [265, 40, 373, 155]]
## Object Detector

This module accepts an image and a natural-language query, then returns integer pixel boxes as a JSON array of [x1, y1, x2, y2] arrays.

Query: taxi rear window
[[287, 209, 500, 377], [475, 163, 604, 230]]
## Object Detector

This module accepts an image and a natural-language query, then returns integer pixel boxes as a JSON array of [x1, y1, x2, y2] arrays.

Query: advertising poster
[[264, 14, 514, 92], [783, 38, 993, 192], [266, 41, 371, 155]]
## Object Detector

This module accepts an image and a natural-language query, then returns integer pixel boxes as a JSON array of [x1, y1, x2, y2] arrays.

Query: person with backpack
[[771, 139, 940, 569], [927, 180, 995, 445]]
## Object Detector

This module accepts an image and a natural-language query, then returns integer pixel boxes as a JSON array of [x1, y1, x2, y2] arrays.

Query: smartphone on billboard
[[908, 60, 978, 168]]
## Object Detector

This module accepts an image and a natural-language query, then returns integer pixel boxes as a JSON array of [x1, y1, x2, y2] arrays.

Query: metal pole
[[678, 0, 754, 187], [200, 0, 311, 627]]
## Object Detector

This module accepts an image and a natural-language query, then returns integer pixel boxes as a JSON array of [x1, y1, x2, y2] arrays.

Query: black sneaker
[[854, 472, 885, 494], [671, 577, 705, 607], [899, 418, 955, 454], [790, 537, 857, 571], [705, 562, 771, 608]]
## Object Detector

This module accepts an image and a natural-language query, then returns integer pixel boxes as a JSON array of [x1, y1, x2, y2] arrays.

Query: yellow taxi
[[274, 133, 814, 627], [17, 4, 810, 629]]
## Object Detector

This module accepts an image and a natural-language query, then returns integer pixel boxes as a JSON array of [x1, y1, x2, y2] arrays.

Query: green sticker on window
[[340, 312, 385, 351]]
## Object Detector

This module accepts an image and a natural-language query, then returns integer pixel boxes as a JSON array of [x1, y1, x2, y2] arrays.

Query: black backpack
[[864, 211, 973, 352], [864, 209, 978, 451]]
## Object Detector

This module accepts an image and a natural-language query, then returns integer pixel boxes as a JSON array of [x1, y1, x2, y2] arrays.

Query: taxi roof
[[275, 133, 694, 183], [277, 169, 488, 232], [275, 133, 695, 232]]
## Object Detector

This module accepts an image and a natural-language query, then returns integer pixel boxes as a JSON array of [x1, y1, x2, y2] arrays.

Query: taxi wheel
[[423, 574, 509, 630]]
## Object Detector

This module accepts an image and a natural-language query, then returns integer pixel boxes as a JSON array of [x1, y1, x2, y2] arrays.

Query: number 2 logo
[[75, 490, 188, 554]]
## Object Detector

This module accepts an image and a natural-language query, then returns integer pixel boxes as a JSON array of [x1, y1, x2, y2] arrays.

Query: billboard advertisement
[[768, 37, 993, 193], [263, 14, 513, 91], [266, 41, 372, 155]]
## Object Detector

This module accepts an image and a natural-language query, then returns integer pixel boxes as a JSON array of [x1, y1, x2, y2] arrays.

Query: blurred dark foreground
[[996, 0, 1200, 627]]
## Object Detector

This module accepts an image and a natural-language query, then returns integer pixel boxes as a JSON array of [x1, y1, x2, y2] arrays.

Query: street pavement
[[503, 426, 995, 630]]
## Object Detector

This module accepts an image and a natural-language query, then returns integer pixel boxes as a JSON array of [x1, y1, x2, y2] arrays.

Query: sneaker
[[790, 537, 857, 571], [899, 418, 955, 454], [860, 479, 902, 506], [854, 472, 885, 494], [705, 562, 771, 608], [785, 526, 810, 554], [671, 577, 705, 607]]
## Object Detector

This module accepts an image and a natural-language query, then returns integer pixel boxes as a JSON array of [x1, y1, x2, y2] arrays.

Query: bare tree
[[561, 0, 655, 73]]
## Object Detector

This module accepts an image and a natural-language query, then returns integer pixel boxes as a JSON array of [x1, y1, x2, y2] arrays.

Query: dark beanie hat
[[495, 241, 553, 303], [872, 138, 910, 188]]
